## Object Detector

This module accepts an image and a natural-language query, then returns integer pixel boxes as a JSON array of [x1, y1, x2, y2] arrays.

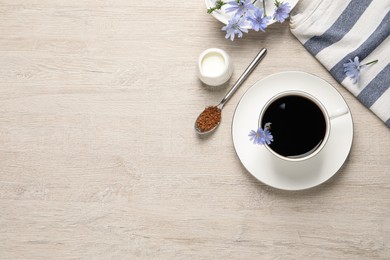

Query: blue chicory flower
[[247, 8, 271, 32], [343, 56, 364, 84], [222, 16, 249, 41], [273, 1, 291, 23], [343, 56, 379, 84], [225, 0, 256, 17], [248, 126, 273, 145]]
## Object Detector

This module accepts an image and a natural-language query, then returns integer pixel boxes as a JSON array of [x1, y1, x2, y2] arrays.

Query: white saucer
[[231, 71, 354, 190], [205, 0, 299, 29]]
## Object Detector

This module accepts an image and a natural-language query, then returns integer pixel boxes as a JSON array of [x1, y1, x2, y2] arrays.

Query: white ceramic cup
[[197, 48, 233, 87], [259, 90, 349, 162]]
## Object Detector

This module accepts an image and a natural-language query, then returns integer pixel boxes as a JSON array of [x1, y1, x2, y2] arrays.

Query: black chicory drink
[[261, 95, 326, 157]]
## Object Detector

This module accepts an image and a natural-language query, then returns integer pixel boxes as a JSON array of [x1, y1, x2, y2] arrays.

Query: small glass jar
[[197, 48, 233, 87]]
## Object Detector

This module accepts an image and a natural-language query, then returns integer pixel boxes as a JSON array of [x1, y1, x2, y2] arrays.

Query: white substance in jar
[[197, 48, 233, 87], [201, 53, 225, 77]]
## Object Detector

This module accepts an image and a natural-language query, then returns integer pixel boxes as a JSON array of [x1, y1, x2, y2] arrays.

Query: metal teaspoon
[[195, 48, 267, 135]]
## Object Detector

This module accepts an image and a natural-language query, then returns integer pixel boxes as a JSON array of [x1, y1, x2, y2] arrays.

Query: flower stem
[[207, 0, 226, 14], [263, 0, 267, 16], [363, 59, 378, 66], [238, 10, 248, 22]]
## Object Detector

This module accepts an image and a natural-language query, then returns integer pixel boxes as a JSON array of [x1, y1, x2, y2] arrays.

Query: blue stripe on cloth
[[329, 10, 390, 83], [386, 118, 390, 127], [304, 0, 373, 56], [357, 64, 390, 107]]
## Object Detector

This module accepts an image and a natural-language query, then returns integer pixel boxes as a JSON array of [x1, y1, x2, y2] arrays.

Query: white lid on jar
[[197, 48, 233, 87]]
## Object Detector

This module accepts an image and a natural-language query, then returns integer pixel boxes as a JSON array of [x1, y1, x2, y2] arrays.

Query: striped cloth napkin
[[290, 0, 390, 127]]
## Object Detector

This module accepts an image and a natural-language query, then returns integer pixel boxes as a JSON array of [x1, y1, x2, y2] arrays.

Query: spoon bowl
[[194, 103, 223, 135], [194, 115, 220, 135]]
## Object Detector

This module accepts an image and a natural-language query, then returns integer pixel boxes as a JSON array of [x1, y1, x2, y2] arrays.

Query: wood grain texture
[[0, 0, 389, 259]]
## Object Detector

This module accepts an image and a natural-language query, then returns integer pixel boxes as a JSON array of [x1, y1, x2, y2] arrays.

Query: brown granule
[[196, 106, 221, 132]]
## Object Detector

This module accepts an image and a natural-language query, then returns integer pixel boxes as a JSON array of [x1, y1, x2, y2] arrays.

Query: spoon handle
[[218, 48, 267, 109]]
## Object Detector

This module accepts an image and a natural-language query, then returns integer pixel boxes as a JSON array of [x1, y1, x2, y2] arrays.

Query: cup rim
[[259, 90, 331, 162]]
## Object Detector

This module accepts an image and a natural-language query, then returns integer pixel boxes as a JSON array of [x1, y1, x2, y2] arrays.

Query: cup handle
[[329, 107, 349, 120]]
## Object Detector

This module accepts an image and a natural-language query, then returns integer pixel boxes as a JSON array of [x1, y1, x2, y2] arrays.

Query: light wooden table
[[0, 1, 389, 259]]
